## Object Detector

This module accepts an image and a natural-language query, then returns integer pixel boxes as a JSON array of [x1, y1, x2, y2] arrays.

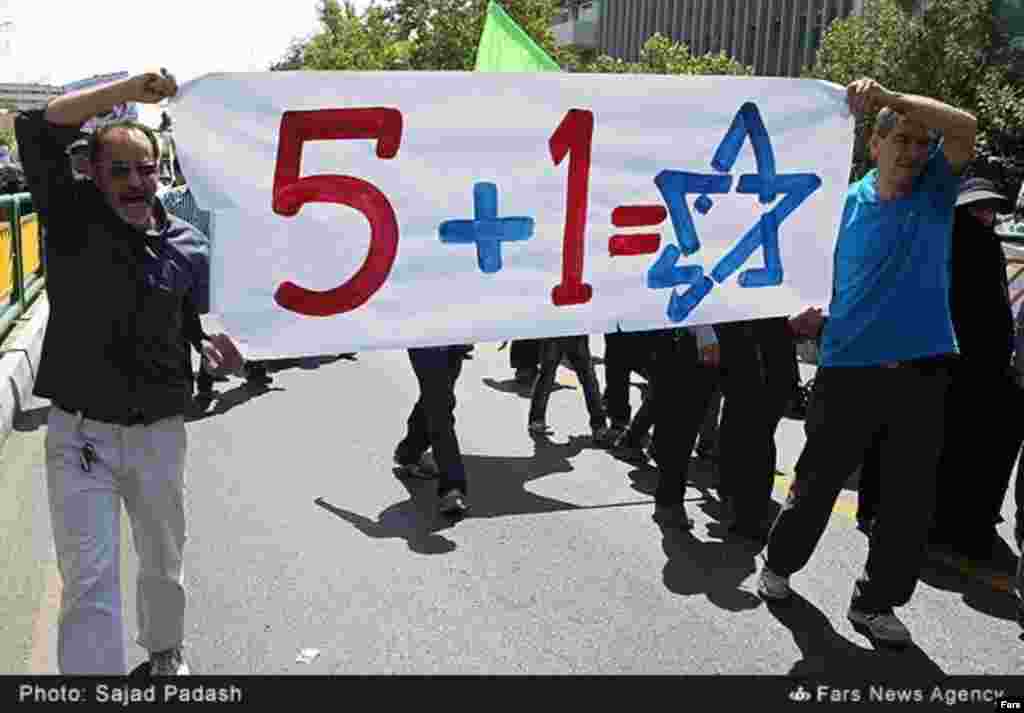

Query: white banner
[[171, 72, 854, 358]]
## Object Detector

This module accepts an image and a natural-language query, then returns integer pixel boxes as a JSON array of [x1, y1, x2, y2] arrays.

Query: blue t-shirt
[[820, 149, 959, 367]]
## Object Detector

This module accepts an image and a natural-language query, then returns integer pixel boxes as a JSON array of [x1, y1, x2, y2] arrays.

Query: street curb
[[0, 294, 48, 454]]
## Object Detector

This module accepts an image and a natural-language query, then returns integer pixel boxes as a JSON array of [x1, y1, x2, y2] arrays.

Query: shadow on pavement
[[481, 377, 573, 399], [260, 354, 355, 374], [313, 478, 457, 555], [918, 548, 1021, 624], [622, 455, 726, 508], [323, 433, 655, 542], [764, 592, 947, 682], [659, 528, 762, 612], [459, 433, 651, 518], [186, 382, 285, 422]]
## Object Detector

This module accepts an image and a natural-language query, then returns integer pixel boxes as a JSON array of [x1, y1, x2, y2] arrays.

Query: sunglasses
[[101, 161, 160, 179]]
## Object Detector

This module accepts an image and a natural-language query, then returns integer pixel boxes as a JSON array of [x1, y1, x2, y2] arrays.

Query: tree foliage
[[272, 0, 558, 72], [271, 1, 414, 71], [273, 1, 751, 77], [808, 0, 1024, 190], [0, 125, 16, 163], [577, 33, 751, 76], [385, 0, 560, 70]]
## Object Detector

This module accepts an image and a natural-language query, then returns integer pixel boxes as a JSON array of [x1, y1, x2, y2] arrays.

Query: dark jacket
[[15, 109, 208, 424], [948, 206, 1015, 370]]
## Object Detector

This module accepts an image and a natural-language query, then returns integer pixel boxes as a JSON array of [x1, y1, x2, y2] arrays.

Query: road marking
[[548, 362, 1015, 594]]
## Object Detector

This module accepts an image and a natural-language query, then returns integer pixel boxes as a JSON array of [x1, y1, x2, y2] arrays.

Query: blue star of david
[[439, 182, 535, 274], [647, 102, 822, 322]]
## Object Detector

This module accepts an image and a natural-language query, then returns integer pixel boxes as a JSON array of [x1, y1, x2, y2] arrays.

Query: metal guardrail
[[0, 192, 45, 342]]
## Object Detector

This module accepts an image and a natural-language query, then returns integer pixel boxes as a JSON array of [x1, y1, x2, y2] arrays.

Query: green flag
[[474, 1, 561, 72]]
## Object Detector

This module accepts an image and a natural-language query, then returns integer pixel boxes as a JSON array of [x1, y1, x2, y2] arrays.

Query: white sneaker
[[757, 566, 792, 601], [847, 607, 912, 645], [439, 489, 469, 518]]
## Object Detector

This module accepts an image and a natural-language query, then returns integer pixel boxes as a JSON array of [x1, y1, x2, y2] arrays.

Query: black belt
[[55, 402, 150, 427]]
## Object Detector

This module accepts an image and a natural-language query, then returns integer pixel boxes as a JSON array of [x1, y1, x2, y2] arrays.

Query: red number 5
[[272, 108, 403, 317]]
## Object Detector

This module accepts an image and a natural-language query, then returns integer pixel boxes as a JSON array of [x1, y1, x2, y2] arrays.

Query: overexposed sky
[[0, 0, 373, 85]]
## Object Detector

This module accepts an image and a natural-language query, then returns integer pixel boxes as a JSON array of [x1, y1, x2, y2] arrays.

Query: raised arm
[[846, 78, 977, 174], [45, 70, 177, 128]]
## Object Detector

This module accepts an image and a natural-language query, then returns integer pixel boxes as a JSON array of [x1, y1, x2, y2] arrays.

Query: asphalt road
[[1, 339, 1022, 679]]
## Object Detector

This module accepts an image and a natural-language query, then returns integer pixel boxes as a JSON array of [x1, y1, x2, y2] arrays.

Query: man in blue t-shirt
[[755, 78, 977, 648]]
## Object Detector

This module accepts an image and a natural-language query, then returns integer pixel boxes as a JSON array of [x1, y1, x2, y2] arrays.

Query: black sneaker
[[847, 606, 912, 646], [592, 426, 617, 448], [245, 362, 273, 386], [613, 433, 648, 464], [439, 489, 469, 518]]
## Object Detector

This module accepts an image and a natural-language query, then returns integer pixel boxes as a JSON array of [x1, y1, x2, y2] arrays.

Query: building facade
[[555, 0, 867, 77], [0, 82, 62, 111]]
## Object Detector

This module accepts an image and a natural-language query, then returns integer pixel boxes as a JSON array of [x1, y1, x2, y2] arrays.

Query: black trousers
[[697, 384, 723, 455], [510, 339, 541, 371], [716, 317, 798, 525], [856, 428, 884, 525], [603, 331, 656, 428], [529, 336, 607, 431], [765, 359, 952, 612], [647, 330, 718, 506], [932, 359, 1023, 543], [395, 347, 468, 496]]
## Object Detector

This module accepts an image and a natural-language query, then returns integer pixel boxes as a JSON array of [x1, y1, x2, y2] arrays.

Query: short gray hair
[[873, 107, 941, 142], [873, 107, 901, 138]]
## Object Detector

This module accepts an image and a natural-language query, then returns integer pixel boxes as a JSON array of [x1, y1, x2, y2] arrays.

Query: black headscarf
[[948, 203, 1015, 368]]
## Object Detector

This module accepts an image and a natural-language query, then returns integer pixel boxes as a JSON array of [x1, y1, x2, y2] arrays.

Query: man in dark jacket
[[16, 69, 239, 676], [931, 177, 1019, 560]]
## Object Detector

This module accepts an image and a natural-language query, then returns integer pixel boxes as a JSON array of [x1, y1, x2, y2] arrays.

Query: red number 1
[[549, 109, 594, 307], [272, 108, 403, 317]]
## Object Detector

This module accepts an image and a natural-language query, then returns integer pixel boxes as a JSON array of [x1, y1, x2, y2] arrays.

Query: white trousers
[[45, 406, 187, 675]]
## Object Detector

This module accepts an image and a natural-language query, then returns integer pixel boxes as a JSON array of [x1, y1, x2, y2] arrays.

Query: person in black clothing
[[715, 316, 801, 542], [602, 329, 655, 440], [15, 69, 240, 676], [510, 338, 541, 385], [393, 345, 473, 518], [528, 334, 612, 444], [930, 177, 1019, 560], [610, 327, 720, 527]]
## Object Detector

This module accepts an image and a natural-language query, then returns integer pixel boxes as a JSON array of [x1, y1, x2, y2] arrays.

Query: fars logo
[[789, 686, 812, 703]]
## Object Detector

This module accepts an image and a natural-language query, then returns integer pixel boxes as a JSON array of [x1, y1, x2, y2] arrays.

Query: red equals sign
[[609, 205, 667, 256]]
